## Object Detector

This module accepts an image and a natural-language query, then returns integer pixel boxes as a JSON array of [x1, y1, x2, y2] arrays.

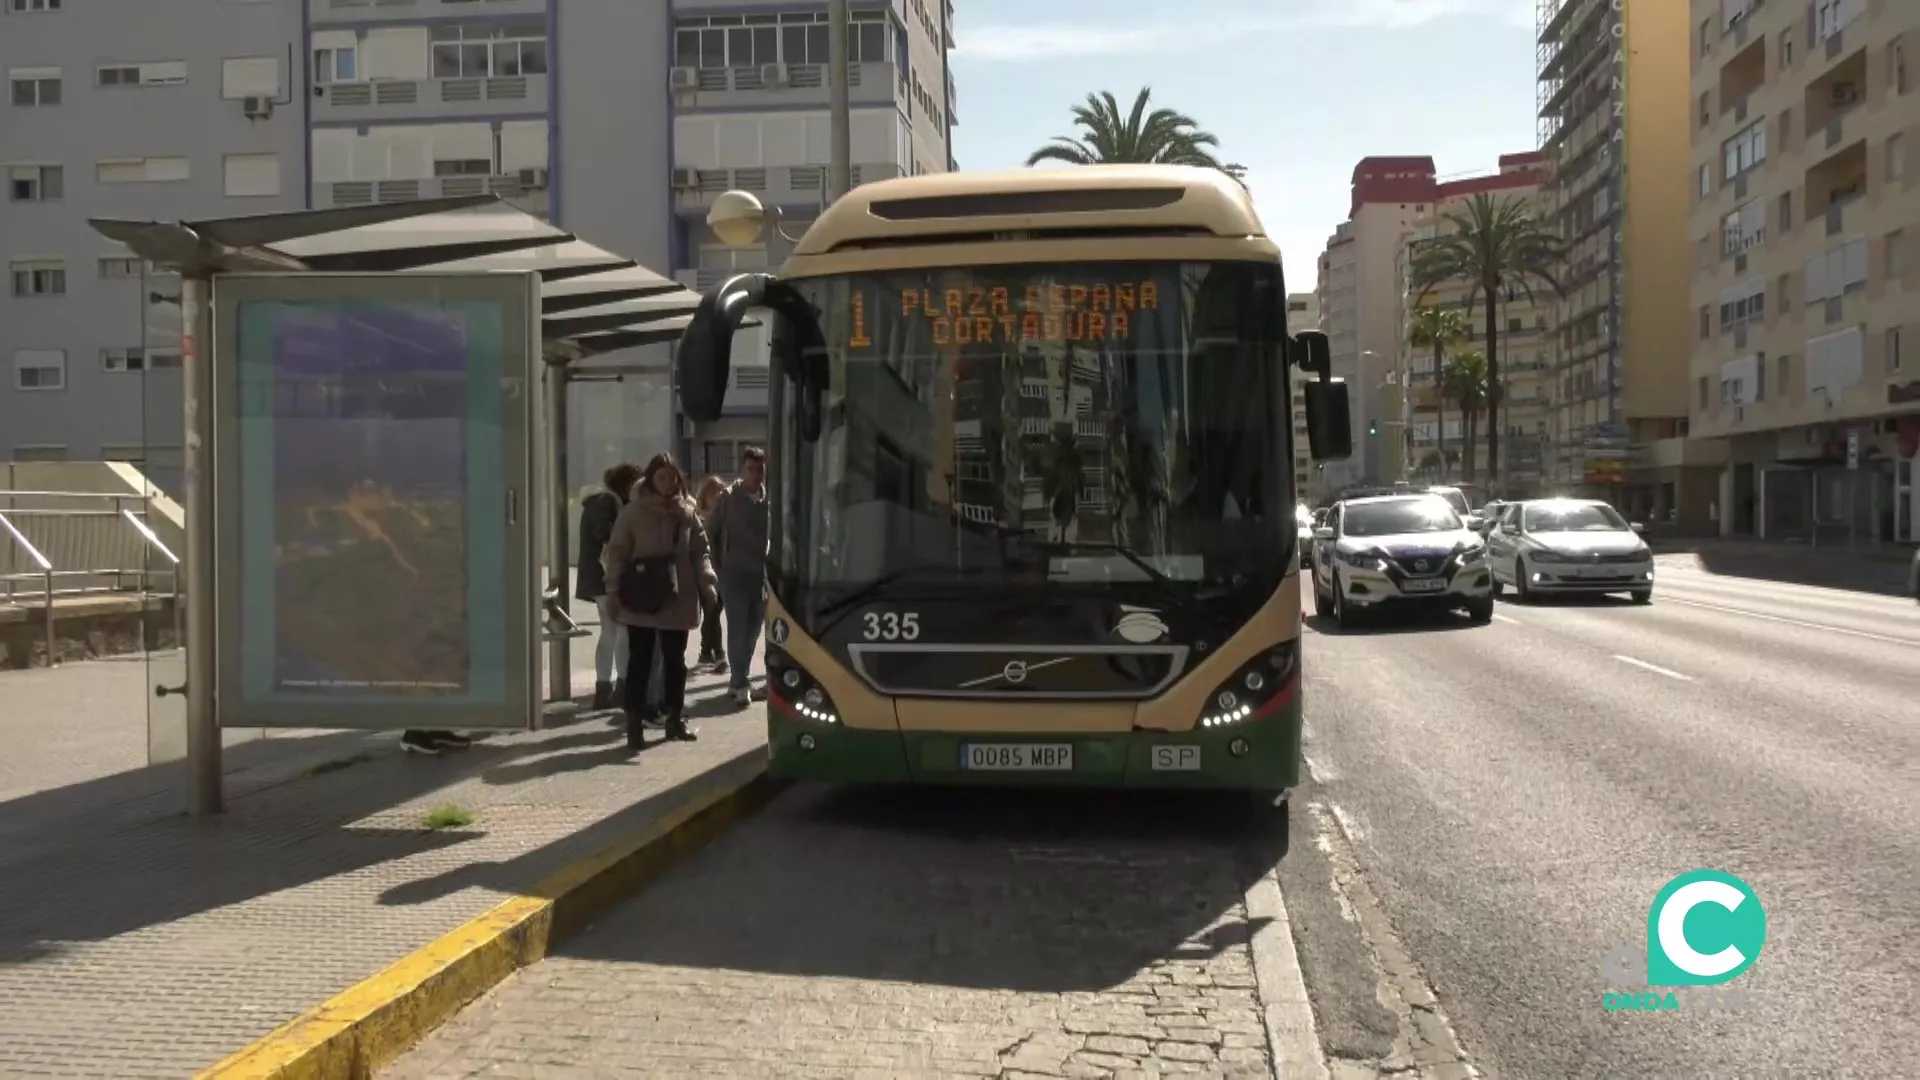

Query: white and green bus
[[675, 164, 1352, 812]]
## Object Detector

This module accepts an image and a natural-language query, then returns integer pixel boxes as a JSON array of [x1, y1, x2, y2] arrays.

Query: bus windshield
[[772, 260, 1291, 604]]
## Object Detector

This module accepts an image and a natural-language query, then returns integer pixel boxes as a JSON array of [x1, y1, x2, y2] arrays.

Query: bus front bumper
[[766, 703, 1301, 792]]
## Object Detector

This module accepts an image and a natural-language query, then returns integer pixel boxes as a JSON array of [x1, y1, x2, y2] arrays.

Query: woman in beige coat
[[603, 452, 718, 748]]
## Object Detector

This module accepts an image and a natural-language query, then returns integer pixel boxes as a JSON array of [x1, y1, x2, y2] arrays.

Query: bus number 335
[[861, 611, 921, 640]]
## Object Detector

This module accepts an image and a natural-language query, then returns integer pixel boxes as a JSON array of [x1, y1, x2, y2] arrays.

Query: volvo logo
[[956, 655, 1074, 689]]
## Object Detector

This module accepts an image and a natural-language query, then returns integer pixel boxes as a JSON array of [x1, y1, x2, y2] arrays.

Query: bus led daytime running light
[[1198, 641, 1299, 729]]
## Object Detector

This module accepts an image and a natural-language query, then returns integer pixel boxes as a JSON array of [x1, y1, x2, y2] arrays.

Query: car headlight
[[1339, 547, 1388, 570], [765, 646, 840, 725], [1458, 543, 1486, 563], [1529, 548, 1571, 563], [1199, 641, 1301, 728]]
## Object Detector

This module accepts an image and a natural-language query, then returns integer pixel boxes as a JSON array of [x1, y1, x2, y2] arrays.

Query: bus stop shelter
[[88, 195, 744, 813]]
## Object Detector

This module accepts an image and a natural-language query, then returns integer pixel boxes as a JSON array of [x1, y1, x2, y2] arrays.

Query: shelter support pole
[[182, 273, 223, 815], [828, 0, 851, 202], [546, 365, 572, 705]]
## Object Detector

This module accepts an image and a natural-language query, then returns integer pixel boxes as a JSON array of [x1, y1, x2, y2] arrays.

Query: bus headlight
[[765, 646, 840, 725], [1198, 641, 1300, 728]]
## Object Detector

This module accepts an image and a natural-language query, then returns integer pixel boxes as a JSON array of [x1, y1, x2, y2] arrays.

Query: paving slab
[[0, 621, 766, 1078]]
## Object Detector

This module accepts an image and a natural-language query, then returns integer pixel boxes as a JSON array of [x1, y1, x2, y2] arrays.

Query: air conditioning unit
[[670, 167, 700, 189], [760, 62, 789, 86], [517, 167, 548, 189], [670, 67, 698, 90], [241, 95, 273, 118], [1831, 82, 1859, 105]]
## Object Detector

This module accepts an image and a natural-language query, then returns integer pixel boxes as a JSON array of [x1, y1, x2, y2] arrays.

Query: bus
[[675, 164, 1352, 814]]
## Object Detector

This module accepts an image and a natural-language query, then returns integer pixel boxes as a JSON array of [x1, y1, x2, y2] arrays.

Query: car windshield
[[1523, 502, 1629, 532], [1429, 489, 1471, 517], [772, 260, 1292, 598], [1342, 498, 1462, 536]]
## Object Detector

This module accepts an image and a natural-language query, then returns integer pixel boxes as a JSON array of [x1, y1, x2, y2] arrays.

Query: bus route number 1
[[861, 611, 920, 641]]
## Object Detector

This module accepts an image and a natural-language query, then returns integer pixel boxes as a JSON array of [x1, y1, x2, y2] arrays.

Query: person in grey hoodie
[[705, 446, 769, 708]]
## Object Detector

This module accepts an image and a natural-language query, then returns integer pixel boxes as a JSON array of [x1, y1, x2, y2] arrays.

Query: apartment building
[[1286, 291, 1319, 500], [1394, 153, 1554, 496], [2, 0, 308, 492], [1536, 0, 1704, 526], [2, 0, 958, 490], [1315, 156, 1440, 488], [1687, 0, 1918, 545]]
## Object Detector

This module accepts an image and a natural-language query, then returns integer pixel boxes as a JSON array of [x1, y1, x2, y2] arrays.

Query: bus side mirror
[[676, 273, 770, 423], [1292, 330, 1332, 377], [1305, 377, 1353, 461]]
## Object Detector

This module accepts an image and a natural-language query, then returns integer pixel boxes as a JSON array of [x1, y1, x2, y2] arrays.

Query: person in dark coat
[[577, 462, 641, 711]]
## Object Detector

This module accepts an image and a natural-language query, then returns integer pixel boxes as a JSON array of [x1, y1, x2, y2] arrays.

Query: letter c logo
[[1646, 870, 1766, 987]]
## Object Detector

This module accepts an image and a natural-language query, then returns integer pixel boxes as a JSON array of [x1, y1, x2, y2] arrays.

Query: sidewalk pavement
[[1650, 537, 1913, 597], [0, 623, 767, 1079]]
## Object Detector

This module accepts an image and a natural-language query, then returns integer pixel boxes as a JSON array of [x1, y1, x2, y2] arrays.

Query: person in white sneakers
[[705, 447, 769, 709]]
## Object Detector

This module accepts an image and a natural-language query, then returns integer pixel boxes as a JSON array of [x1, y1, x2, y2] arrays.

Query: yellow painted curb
[[197, 763, 783, 1080]]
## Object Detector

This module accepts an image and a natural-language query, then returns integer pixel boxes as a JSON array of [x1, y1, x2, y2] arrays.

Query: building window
[[1722, 200, 1765, 255], [222, 153, 280, 197], [7, 163, 61, 202], [97, 156, 191, 183], [430, 22, 549, 79], [96, 61, 187, 88], [1698, 91, 1710, 128], [312, 45, 357, 84], [7, 0, 62, 11], [1778, 189, 1792, 230], [1890, 229, 1908, 277], [1698, 162, 1711, 197], [674, 11, 888, 69], [1894, 37, 1908, 94], [12, 349, 66, 391], [1699, 17, 1711, 56], [1779, 28, 1793, 66], [12, 445, 70, 462], [1698, 305, 1711, 339], [1889, 133, 1907, 182], [98, 256, 142, 278], [8, 69, 60, 106], [1696, 375, 1709, 410], [9, 259, 65, 297], [1890, 326, 1904, 372], [101, 346, 180, 372], [1722, 120, 1766, 180]]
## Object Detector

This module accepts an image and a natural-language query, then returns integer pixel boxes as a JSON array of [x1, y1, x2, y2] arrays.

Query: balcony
[[314, 174, 549, 216], [1803, 49, 1867, 141], [312, 0, 546, 19], [670, 62, 902, 112], [1717, 33, 1766, 120], [671, 163, 902, 213], [312, 74, 548, 122], [1806, 141, 1868, 236]]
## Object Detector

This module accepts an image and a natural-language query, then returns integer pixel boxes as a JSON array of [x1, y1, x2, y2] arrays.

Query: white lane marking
[[1657, 594, 1919, 647], [1491, 612, 1522, 624], [1612, 654, 1693, 681]]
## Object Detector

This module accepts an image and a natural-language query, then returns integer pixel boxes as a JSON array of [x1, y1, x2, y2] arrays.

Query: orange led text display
[[848, 281, 1161, 348]]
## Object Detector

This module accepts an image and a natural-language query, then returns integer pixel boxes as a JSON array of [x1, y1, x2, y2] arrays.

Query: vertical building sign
[[1605, 0, 1625, 426]]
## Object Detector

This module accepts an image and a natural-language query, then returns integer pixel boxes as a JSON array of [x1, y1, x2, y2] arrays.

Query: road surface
[[1290, 559, 1919, 1078]]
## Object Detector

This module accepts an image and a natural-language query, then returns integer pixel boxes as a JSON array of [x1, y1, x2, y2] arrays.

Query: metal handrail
[[0, 489, 185, 666]]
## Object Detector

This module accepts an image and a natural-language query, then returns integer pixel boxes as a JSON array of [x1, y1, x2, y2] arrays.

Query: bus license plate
[[961, 743, 1074, 771], [1401, 577, 1447, 593]]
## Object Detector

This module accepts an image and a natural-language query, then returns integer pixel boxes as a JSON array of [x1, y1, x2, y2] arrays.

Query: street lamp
[[707, 189, 808, 247]]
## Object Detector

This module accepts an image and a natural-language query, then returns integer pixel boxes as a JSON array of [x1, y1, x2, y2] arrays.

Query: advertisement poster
[[233, 299, 509, 707]]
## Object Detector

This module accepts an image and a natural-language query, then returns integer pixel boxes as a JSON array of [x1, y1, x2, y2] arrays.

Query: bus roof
[[784, 164, 1277, 272]]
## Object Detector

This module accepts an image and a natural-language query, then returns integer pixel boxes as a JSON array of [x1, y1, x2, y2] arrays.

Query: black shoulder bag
[[618, 520, 686, 614]]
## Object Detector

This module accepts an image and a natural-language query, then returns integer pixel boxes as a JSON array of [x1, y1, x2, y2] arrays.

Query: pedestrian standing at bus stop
[[693, 474, 728, 673], [705, 446, 768, 709], [604, 452, 717, 750], [576, 461, 641, 711]]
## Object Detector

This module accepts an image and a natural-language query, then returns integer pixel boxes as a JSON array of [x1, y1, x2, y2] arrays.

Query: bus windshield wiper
[[1011, 538, 1210, 610]]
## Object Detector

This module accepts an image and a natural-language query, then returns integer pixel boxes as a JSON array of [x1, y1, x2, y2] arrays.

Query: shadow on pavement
[[1652, 542, 1912, 598], [0, 726, 593, 964], [557, 783, 1290, 994]]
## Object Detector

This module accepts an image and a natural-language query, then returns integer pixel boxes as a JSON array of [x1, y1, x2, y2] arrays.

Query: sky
[[947, 0, 1545, 291]]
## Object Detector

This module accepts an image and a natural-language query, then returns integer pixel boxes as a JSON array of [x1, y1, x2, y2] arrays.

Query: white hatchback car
[[1310, 495, 1494, 626], [1484, 498, 1655, 603]]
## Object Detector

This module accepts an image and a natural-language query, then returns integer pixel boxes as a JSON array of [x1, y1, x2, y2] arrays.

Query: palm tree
[[1408, 304, 1468, 480], [1026, 88, 1240, 182], [1410, 193, 1565, 488], [1036, 423, 1084, 541], [1442, 351, 1490, 482]]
